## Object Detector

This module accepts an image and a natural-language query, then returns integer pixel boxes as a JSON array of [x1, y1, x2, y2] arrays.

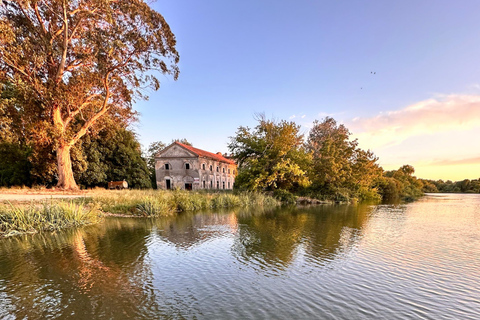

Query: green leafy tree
[[77, 128, 151, 188], [0, 142, 31, 187], [0, 0, 179, 189], [146, 140, 166, 188], [383, 165, 424, 201], [306, 117, 382, 200], [228, 115, 311, 191]]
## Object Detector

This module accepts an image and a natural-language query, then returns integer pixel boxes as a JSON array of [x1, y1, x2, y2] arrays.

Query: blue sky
[[134, 0, 480, 180]]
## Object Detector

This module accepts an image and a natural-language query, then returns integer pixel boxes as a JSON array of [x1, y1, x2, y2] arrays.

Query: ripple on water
[[0, 194, 480, 319]]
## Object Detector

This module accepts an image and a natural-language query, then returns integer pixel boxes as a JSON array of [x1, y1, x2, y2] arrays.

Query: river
[[0, 193, 479, 319]]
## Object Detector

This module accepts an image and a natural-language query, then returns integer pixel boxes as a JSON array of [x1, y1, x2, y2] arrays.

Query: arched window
[[165, 163, 170, 170], [222, 168, 225, 173], [210, 181, 213, 188], [210, 165, 213, 171], [228, 181, 230, 189], [202, 163, 206, 170], [217, 181, 219, 189], [216, 166, 219, 172], [222, 181, 225, 189], [228, 169, 231, 174]]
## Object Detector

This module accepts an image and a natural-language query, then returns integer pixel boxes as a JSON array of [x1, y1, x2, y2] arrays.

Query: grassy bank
[[0, 201, 101, 237], [89, 189, 281, 216], [0, 190, 280, 237]]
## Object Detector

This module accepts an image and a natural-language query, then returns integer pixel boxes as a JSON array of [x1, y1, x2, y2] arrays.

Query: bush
[[273, 189, 297, 205]]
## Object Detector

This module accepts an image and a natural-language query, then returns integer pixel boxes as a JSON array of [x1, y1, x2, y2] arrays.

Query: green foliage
[[229, 115, 311, 191], [0, 142, 31, 187], [146, 141, 167, 189], [76, 128, 151, 189], [425, 178, 480, 193], [305, 117, 383, 200], [381, 165, 424, 201], [273, 189, 297, 205], [0, 0, 179, 188]]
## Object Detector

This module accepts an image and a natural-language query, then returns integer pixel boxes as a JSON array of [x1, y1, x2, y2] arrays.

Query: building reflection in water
[[0, 204, 377, 319]]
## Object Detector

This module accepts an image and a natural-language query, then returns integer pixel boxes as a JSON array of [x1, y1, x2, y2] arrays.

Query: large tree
[[228, 115, 311, 191], [306, 117, 382, 199], [0, 0, 179, 189]]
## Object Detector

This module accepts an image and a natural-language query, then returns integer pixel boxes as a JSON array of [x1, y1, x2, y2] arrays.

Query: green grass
[[88, 189, 281, 217], [0, 201, 101, 237]]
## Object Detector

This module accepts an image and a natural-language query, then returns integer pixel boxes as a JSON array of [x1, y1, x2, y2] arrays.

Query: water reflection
[[1, 195, 479, 319], [153, 211, 239, 249], [233, 204, 372, 270], [0, 220, 160, 319], [0, 205, 374, 319]]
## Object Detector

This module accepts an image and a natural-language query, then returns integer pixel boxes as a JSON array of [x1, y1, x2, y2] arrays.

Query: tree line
[[228, 115, 427, 202]]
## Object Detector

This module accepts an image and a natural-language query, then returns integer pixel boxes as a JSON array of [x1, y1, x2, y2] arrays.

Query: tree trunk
[[56, 144, 78, 190]]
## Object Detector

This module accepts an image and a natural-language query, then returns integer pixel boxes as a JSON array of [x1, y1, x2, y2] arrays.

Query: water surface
[[1, 194, 479, 319]]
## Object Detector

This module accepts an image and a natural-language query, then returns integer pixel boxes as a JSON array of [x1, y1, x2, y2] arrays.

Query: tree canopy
[[228, 115, 311, 191], [306, 117, 383, 200], [0, 0, 179, 189]]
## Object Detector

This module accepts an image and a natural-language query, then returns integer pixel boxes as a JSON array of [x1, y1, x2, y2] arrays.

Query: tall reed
[[0, 201, 101, 237], [89, 189, 280, 216]]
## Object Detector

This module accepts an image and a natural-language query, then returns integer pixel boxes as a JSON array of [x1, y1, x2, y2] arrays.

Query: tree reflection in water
[[232, 204, 373, 271], [0, 219, 162, 319], [0, 204, 376, 319]]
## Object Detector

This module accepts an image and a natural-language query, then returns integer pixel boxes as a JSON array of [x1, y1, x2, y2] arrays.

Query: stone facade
[[155, 142, 237, 190]]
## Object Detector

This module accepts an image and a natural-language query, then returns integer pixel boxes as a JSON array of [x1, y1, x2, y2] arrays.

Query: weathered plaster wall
[[155, 144, 236, 190]]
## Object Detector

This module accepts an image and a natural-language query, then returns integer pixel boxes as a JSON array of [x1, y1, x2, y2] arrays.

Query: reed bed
[[89, 189, 280, 217], [0, 201, 101, 237]]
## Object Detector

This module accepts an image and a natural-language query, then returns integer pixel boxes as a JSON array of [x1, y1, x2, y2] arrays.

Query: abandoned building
[[155, 142, 237, 190]]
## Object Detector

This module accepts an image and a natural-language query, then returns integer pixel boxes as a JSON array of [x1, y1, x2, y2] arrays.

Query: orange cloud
[[348, 95, 480, 148]]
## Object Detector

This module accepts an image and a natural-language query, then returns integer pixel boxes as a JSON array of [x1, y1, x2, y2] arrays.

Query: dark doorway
[[166, 179, 171, 190], [185, 183, 193, 191]]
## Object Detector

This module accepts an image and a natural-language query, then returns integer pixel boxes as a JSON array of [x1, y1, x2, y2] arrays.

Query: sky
[[134, 0, 480, 181]]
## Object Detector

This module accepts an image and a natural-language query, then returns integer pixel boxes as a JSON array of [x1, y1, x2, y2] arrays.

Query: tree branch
[[33, 1, 48, 36], [63, 93, 100, 127], [69, 72, 112, 146], [55, 0, 69, 83]]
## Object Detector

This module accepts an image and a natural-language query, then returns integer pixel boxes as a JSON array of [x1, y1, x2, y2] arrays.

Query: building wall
[[155, 154, 236, 190]]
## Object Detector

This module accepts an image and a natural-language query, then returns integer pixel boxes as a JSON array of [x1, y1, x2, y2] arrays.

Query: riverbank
[[0, 201, 101, 237], [0, 190, 281, 237]]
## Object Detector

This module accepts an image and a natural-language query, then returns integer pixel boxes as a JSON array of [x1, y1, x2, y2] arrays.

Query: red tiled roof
[[175, 142, 236, 165]]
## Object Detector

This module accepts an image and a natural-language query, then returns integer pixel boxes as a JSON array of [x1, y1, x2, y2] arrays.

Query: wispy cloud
[[426, 156, 480, 166], [348, 95, 480, 148]]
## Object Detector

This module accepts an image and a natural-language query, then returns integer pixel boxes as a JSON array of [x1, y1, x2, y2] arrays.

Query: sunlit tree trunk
[[56, 144, 78, 190]]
